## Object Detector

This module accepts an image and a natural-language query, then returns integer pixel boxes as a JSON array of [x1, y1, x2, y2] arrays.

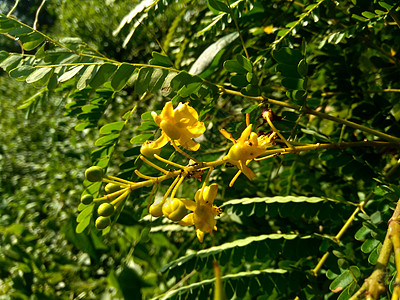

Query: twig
[[33, 0, 46, 30], [350, 197, 400, 299], [7, 0, 19, 17]]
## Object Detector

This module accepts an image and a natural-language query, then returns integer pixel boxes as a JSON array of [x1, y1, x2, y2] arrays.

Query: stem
[[350, 197, 400, 299], [225, 0, 249, 59], [312, 195, 371, 276], [7, 0, 19, 17], [220, 88, 400, 144], [271, 0, 327, 48], [33, 0, 46, 30]]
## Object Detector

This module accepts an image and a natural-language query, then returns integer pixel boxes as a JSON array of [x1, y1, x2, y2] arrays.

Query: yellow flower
[[220, 124, 276, 180], [179, 184, 222, 243], [150, 101, 206, 151]]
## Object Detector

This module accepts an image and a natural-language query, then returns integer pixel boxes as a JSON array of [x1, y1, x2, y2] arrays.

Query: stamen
[[229, 170, 242, 187], [140, 155, 169, 174], [153, 154, 187, 169]]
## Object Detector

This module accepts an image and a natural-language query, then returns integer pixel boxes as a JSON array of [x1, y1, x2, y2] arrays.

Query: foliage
[[1, 0, 400, 299]]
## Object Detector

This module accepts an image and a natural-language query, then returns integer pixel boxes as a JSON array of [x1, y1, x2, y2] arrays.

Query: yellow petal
[[180, 198, 197, 211], [238, 124, 252, 143], [179, 138, 200, 151], [203, 184, 218, 204], [179, 213, 194, 226], [160, 101, 174, 119], [187, 123, 206, 136], [220, 129, 235, 143], [151, 133, 169, 149], [249, 132, 258, 146], [196, 229, 205, 243], [239, 160, 256, 180], [160, 120, 181, 140]]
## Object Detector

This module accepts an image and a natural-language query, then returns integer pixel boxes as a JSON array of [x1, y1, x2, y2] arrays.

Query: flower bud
[[105, 183, 120, 194], [140, 141, 162, 158], [81, 194, 93, 205], [149, 198, 165, 217], [85, 166, 104, 182], [98, 203, 115, 217], [162, 198, 187, 221], [95, 216, 111, 230], [203, 184, 218, 203]]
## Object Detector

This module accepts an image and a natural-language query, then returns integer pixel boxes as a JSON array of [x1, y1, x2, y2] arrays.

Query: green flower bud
[[95, 216, 111, 230], [85, 166, 104, 182], [105, 183, 120, 194], [81, 194, 94, 205], [98, 203, 115, 217]]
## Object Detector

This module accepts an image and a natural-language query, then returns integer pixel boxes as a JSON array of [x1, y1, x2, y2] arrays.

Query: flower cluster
[[144, 101, 206, 153], [148, 184, 222, 242], [82, 101, 279, 243], [221, 124, 277, 182]]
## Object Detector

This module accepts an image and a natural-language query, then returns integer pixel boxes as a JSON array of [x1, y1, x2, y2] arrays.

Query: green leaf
[[149, 52, 173, 67], [58, 65, 84, 83], [130, 133, 154, 144], [276, 64, 301, 78], [111, 63, 136, 91], [19, 32, 45, 51], [155, 268, 286, 300], [25, 67, 54, 87], [148, 68, 168, 92], [282, 77, 306, 90], [77, 65, 98, 90], [0, 54, 22, 71], [89, 63, 117, 89], [0, 16, 20, 34], [9, 66, 35, 81], [222, 195, 327, 207], [379, 1, 393, 9], [171, 71, 200, 91], [100, 121, 125, 135], [189, 32, 239, 75], [208, 0, 230, 13], [224, 55, 253, 74], [160, 233, 311, 273], [0, 50, 9, 63], [76, 203, 95, 223], [230, 74, 249, 87], [297, 59, 308, 77], [361, 11, 376, 19], [95, 133, 120, 147], [361, 238, 380, 253], [329, 269, 353, 292], [354, 226, 371, 241], [135, 67, 152, 95], [352, 14, 368, 22], [273, 47, 303, 65], [368, 243, 381, 265]]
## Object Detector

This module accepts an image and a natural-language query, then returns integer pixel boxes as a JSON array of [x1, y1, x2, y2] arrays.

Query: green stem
[[225, 0, 249, 59], [221, 88, 400, 144], [350, 197, 400, 300], [271, 0, 327, 48], [7, 0, 19, 17]]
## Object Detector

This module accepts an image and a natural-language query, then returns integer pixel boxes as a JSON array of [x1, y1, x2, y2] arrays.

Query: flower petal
[[179, 138, 200, 151], [220, 129, 236, 143], [179, 213, 194, 226], [239, 160, 256, 180], [238, 124, 252, 143], [151, 133, 169, 149], [196, 229, 205, 243], [180, 198, 196, 211]]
